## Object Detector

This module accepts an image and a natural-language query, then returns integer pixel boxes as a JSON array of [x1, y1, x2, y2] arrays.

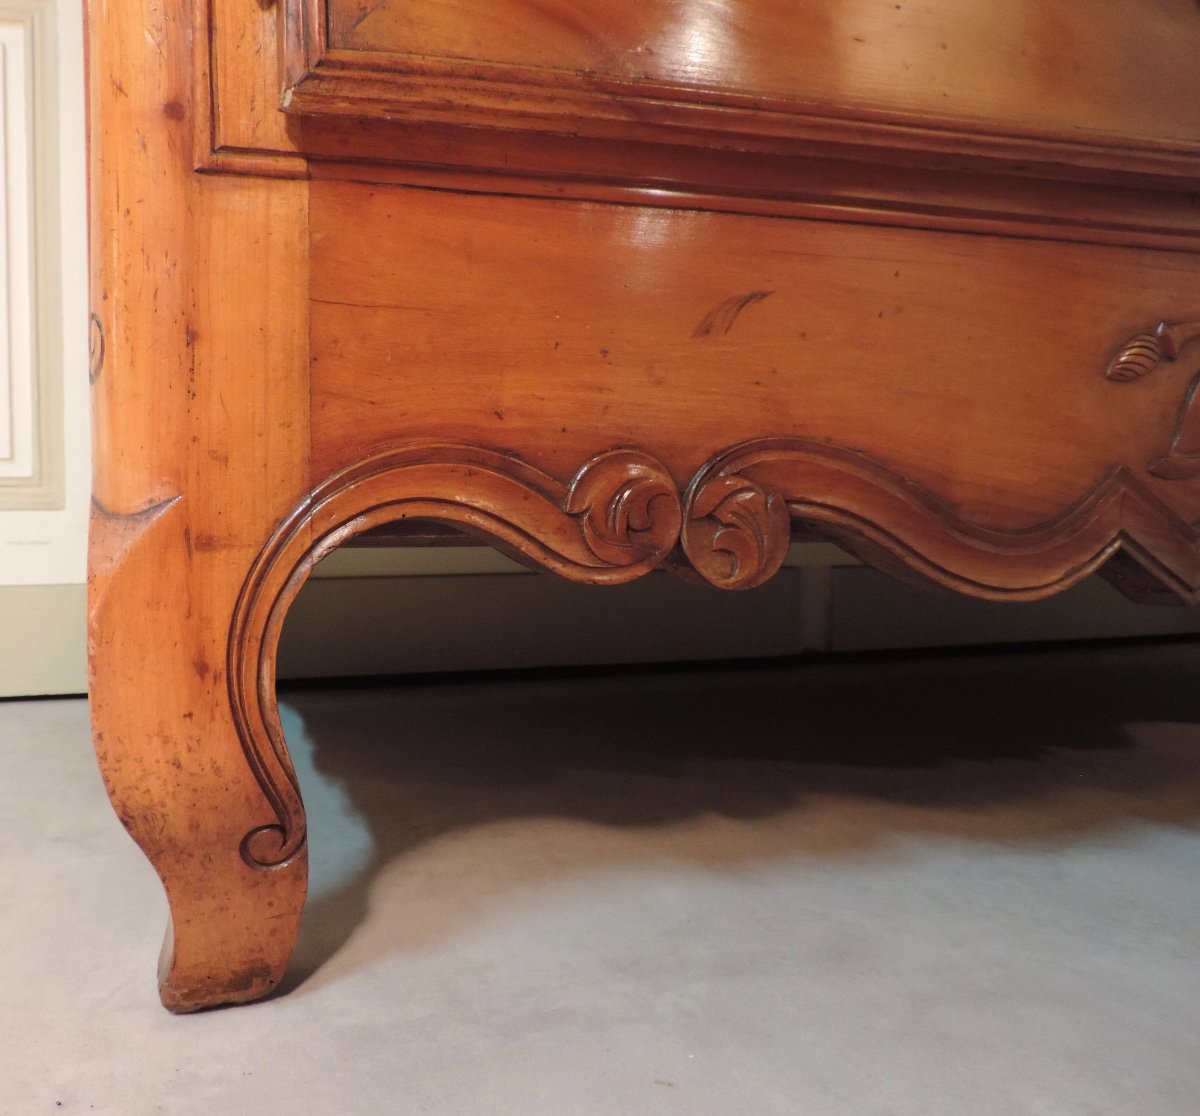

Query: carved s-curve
[[679, 438, 1200, 602], [231, 434, 1200, 868], [228, 442, 682, 869], [1149, 374, 1200, 480]]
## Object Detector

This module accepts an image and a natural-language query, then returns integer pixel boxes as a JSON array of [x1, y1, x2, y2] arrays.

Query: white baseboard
[[0, 583, 85, 696]]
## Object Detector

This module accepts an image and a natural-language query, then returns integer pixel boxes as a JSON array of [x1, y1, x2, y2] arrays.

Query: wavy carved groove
[[679, 438, 1200, 603], [228, 442, 682, 869], [1149, 374, 1200, 481]]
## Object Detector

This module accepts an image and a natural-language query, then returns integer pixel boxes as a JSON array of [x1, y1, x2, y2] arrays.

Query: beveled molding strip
[[229, 434, 1200, 869], [192, 2, 1200, 250], [283, 0, 1200, 185]]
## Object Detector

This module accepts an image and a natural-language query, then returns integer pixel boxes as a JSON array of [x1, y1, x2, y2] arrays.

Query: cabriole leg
[[88, 500, 307, 1013]]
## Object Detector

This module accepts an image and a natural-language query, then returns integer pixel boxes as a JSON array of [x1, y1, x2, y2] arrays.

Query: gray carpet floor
[[3, 641, 1200, 1114]]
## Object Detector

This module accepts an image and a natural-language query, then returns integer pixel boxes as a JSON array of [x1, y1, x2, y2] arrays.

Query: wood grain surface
[[89, 0, 1200, 1011], [327, 0, 1200, 148]]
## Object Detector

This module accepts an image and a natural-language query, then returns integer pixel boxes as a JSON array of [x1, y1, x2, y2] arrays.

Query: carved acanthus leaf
[[565, 449, 682, 568], [680, 468, 791, 590]]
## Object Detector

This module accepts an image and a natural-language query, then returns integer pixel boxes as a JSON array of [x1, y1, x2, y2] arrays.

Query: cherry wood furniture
[[87, 0, 1200, 1011]]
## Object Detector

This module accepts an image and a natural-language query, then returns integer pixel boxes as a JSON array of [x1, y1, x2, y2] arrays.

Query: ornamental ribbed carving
[[1105, 320, 1200, 382]]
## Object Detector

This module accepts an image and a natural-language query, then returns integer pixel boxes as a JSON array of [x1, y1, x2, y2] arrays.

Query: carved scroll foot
[[89, 498, 307, 1012]]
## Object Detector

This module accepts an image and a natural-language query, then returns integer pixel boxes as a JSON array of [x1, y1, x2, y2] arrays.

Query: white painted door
[[0, 0, 89, 695]]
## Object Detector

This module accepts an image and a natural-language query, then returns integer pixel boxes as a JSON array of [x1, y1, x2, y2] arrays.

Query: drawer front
[[309, 179, 1200, 534], [286, 0, 1200, 175]]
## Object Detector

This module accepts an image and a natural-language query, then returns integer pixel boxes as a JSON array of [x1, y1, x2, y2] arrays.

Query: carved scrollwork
[[230, 435, 1200, 868], [229, 442, 682, 869], [678, 437, 1200, 604], [679, 460, 791, 590], [566, 449, 682, 568]]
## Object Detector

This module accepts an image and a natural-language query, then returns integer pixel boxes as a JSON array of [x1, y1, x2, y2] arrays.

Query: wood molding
[[184, 0, 1200, 252], [231, 435, 1200, 868], [677, 438, 1200, 604], [281, 0, 1200, 187], [0, 0, 64, 508], [228, 442, 682, 869]]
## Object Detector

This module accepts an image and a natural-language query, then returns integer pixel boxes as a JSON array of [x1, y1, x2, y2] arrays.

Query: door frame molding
[[0, 0, 64, 509]]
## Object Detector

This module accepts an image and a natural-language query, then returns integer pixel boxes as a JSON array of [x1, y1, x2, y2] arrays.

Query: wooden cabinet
[[87, 0, 1200, 1010]]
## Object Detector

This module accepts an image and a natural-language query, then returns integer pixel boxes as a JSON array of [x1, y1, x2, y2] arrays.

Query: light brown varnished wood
[[88, 0, 310, 1009], [285, 0, 1200, 182], [675, 439, 1200, 601], [89, 0, 1200, 1011], [322, 0, 1200, 150], [307, 178, 1200, 532], [190, 0, 1200, 248]]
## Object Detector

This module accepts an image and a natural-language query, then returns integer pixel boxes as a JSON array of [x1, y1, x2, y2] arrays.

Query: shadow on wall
[[274, 640, 1200, 997]]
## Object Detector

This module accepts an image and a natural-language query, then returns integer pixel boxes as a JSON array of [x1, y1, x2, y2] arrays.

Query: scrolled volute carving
[[680, 459, 791, 590], [565, 449, 682, 569]]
